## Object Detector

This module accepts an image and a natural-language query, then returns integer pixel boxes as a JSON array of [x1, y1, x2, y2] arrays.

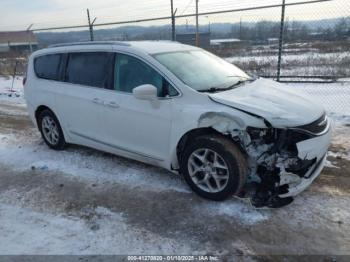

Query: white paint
[[210, 78, 325, 127]]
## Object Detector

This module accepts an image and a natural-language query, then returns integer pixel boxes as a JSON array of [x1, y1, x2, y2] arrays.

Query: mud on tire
[[180, 134, 247, 201]]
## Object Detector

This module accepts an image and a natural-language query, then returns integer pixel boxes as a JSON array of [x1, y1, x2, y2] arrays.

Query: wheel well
[[176, 127, 224, 163], [176, 127, 247, 166], [35, 105, 52, 125]]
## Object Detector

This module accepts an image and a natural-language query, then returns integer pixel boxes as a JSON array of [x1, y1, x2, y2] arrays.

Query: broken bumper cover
[[279, 119, 332, 198], [279, 154, 326, 197]]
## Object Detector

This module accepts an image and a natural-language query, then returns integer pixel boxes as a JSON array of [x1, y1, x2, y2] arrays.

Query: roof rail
[[49, 41, 131, 48]]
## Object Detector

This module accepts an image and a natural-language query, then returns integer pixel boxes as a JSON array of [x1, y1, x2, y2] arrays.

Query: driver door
[[101, 53, 178, 162]]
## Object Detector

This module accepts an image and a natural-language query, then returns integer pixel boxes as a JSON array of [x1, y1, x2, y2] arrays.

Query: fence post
[[195, 0, 200, 46], [11, 61, 18, 93], [87, 9, 94, 41], [277, 0, 286, 81], [170, 0, 176, 41], [26, 24, 34, 53]]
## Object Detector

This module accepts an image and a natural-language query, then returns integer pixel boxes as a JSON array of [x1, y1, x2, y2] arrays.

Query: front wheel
[[180, 135, 247, 201]]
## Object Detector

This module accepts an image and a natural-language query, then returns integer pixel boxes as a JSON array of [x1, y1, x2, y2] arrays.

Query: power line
[[180, 0, 194, 15]]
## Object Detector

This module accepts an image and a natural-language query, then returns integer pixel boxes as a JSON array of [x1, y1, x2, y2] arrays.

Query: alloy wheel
[[41, 115, 60, 145], [187, 148, 230, 193]]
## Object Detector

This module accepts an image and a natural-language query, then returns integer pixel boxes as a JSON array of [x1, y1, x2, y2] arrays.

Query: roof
[[0, 31, 37, 44], [210, 38, 241, 44], [47, 41, 198, 55], [128, 41, 198, 54], [176, 32, 210, 36]]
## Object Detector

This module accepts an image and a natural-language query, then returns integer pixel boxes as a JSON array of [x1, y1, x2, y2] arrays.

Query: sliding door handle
[[92, 98, 102, 104]]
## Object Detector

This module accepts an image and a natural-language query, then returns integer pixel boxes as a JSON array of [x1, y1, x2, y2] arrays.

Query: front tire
[[38, 109, 66, 150], [180, 135, 247, 201]]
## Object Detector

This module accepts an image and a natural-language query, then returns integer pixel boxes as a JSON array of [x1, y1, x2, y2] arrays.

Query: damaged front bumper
[[279, 153, 327, 198], [235, 113, 332, 208], [279, 120, 332, 197]]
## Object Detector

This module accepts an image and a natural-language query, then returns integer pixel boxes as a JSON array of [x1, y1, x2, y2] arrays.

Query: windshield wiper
[[197, 86, 234, 93], [198, 80, 248, 93]]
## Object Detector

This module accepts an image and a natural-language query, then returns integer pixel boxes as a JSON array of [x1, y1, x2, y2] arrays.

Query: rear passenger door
[[54, 51, 115, 144]]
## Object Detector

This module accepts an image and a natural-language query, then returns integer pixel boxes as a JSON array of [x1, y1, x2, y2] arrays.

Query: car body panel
[[209, 78, 325, 127]]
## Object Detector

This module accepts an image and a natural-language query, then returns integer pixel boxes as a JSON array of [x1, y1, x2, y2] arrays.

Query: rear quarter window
[[34, 54, 62, 81]]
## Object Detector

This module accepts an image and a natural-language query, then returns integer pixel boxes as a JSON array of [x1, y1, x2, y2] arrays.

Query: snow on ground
[[0, 76, 24, 105], [226, 51, 348, 65], [0, 131, 190, 194], [225, 50, 350, 76], [0, 203, 194, 255], [286, 81, 350, 118]]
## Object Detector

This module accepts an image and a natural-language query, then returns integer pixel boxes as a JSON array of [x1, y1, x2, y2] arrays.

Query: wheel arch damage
[[173, 111, 258, 169], [173, 110, 331, 208]]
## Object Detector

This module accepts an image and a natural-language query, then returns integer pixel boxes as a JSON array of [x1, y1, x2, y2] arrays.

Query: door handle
[[92, 98, 102, 104], [107, 101, 120, 108]]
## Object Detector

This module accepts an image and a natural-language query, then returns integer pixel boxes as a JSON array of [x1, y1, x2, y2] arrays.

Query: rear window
[[34, 54, 62, 81], [65, 52, 114, 88]]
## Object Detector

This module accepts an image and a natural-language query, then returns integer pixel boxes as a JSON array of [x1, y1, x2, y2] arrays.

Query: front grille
[[295, 112, 328, 135]]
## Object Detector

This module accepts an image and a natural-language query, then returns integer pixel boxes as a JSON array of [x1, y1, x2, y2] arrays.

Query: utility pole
[[26, 24, 34, 53], [170, 0, 176, 41], [239, 18, 242, 40], [277, 0, 286, 82], [195, 0, 199, 47], [87, 9, 97, 41], [205, 16, 210, 34]]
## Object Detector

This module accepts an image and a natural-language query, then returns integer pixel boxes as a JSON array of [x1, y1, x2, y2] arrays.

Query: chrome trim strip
[[70, 130, 164, 162], [289, 118, 331, 137]]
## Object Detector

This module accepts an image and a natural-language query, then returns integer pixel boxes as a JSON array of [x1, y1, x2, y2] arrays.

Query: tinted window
[[34, 54, 62, 80], [66, 52, 114, 88], [114, 53, 178, 97]]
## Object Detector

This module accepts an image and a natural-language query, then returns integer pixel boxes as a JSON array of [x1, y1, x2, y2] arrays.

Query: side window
[[66, 52, 114, 89], [34, 54, 62, 81], [114, 53, 178, 97]]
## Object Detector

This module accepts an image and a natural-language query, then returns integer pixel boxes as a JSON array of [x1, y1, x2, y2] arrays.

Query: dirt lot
[[0, 101, 349, 259]]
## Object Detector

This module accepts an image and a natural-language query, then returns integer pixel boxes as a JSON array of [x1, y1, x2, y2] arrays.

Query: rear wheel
[[180, 135, 247, 201], [38, 109, 66, 150]]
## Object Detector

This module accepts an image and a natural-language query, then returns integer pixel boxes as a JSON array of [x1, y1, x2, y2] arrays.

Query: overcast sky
[[0, 0, 348, 31]]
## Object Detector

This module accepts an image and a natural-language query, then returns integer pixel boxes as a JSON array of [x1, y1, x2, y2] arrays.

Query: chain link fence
[[0, 0, 349, 83], [210, 0, 350, 82]]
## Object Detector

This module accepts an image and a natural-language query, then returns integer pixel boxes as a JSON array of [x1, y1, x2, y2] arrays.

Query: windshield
[[153, 50, 250, 92]]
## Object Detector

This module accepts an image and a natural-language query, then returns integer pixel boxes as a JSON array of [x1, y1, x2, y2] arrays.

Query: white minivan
[[24, 41, 332, 208]]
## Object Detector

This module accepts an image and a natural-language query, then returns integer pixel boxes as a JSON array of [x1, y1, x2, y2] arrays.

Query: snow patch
[[198, 199, 269, 225], [324, 159, 339, 169], [0, 135, 190, 194], [0, 203, 193, 255], [0, 76, 25, 105]]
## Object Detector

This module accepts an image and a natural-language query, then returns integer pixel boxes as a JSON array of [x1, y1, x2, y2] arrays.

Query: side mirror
[[133, 84, 157, 100]]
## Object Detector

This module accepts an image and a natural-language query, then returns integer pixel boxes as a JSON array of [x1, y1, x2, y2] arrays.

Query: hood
[[209, 78, 324, 127]]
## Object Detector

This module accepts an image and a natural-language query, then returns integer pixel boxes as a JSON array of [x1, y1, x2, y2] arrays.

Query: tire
[[37, 109, 66, 150], [180, 134, 247, 201]]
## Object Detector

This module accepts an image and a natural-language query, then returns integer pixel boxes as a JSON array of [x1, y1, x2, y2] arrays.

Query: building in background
[[210, 38, 249, 49], [175, 32, 211, 49], [0, 31, 38, 53]]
